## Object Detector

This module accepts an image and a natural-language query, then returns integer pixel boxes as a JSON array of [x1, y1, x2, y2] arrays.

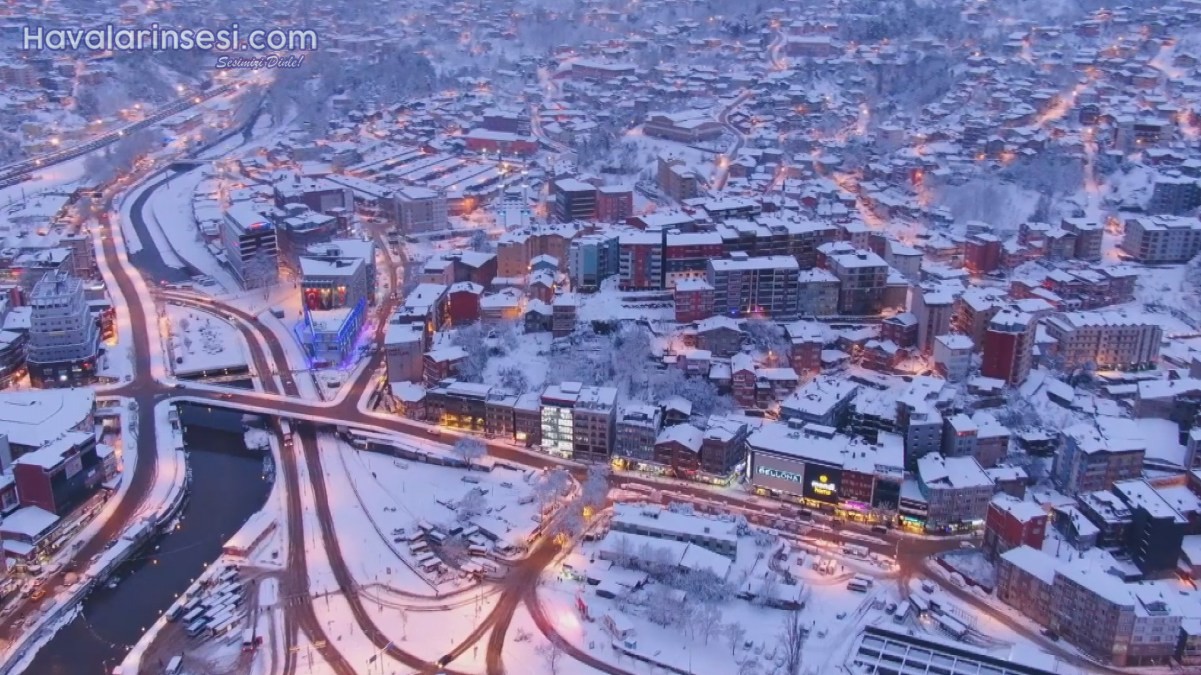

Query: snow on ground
[[536, 552, 896, 675], [482, 331, 553, 392], [145, 163, 240, 291], [97, 330, 136, 384], [0, 155, 90, 208], [575, 278, 674, 324], [244, 428, 272, 452], [164, 304, 250, 377], [322, 436, 543, 595]]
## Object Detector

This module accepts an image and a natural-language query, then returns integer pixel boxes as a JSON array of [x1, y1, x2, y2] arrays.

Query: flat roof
[[0, 389, 94, 449]]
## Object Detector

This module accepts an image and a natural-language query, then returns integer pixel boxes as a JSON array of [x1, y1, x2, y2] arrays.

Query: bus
[[935, 614, 968, 640], [182, 607, 206, 624], [185, 618, 210, 638], [842, 544, 869, 559], [847, 578, 870, 593], [165, 655, 184, 674], [893, 601, 911, 623], [211, 615, 239, 637], [279, 419, 293, 445]]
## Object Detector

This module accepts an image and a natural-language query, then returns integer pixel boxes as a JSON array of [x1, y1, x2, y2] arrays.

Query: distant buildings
[[643, 111, 724, 143], [26, 272, 99, 388]]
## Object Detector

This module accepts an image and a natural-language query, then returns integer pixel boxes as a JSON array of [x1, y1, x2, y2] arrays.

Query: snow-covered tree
[[497, 365, 530, 394], [580, 464, 610, 512], [451, 324, 490, 383], [453, 437, 487, 466], [649, 368, 734, 417], [694, 602, 723, 645], [457, 489, 487, 522]]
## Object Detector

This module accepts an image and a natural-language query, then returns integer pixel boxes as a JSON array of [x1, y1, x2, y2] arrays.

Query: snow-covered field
[[317, 435, 544, 596], [164, 304, 250, 377]]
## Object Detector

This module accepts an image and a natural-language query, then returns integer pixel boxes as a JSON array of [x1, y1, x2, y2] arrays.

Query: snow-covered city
[[4, 0, 1201, 673]]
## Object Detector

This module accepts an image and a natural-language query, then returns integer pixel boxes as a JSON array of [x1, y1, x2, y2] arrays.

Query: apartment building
[[395, 186, 449, 234], [912, 286, 956, 354], [1121, 215, 1201, 263], [1043, 312, 1162, 371], [706, 253, 800, 321], [614, 405, 662, 463], [817, 242, 889, 316], [981, 309, 1035, 386], [1053, 420, 1145, 495], [915, 453, 994, 531]]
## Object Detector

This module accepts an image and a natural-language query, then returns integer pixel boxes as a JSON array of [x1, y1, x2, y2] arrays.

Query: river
[[28, 408, 272, 675]]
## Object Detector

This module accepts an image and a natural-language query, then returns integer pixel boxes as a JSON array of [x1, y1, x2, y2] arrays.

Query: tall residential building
[[567, 234, 620, 291], [981, 309, 1035, 386], [1043, 312, 1162, 371], [395, 187, 449, 234], [817, 243, 889, 316], [1053, 420, 1145, 495], [657, 155, 699, 202], [540, 382, 618, 462], [26, 272, 100, 387], [1121, 215, 1201, 263], [706, 253, 800, 320], [912, 286, 956, 354], [551, 179, 597, 223], [221, 203, 279, 290]]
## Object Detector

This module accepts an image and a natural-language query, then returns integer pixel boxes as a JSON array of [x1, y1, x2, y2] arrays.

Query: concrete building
[[540, 382, 618, 462], [983, 495, 1048, 560], [817, 243, 889, 316], [913, 287, 956, 354], [26, 272, 99, 388], [1121, 215, 1201, 263], [915, 453, 993, 531], [551, 178, 597, 223], [932, 334, 973, 382], [706, 254, 800, 320], [221, 203, 279, 289], [1053, 420, 1145, 495], [1043, 312, 1162, 371], [981, 309, 1035, 386], [614, 405, 662, 464], [395, 187, 449, 234]]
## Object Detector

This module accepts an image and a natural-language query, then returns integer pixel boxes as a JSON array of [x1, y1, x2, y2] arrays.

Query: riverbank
[[0, 400, 188, 675]]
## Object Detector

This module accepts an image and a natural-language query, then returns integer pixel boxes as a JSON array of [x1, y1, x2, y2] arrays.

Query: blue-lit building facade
[[296, 253, 371, 366]]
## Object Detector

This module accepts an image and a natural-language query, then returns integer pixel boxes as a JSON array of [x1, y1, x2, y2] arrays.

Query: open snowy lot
[[164, 304, 250, 377]]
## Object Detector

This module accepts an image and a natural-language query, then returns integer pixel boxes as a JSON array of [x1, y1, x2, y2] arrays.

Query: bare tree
[[779, 608, 806, 675], [534, 468, 572, 513], [243, 247, 278, 292], [755, 573, 779, 607], [726, 622, 747, 655], [536, 641, 566, 675], [694, 602, 722, 645], [454, 437, 487, 467], [497, 365, 530, 393]]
